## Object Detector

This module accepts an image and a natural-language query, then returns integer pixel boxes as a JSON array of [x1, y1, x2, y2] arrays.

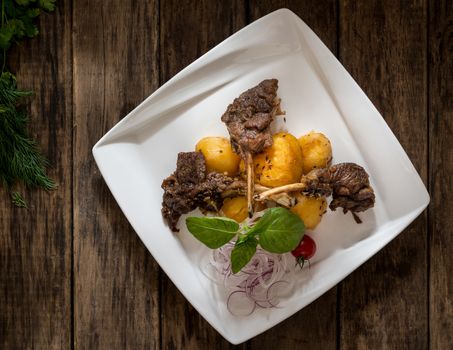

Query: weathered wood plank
[[339, 1, 428, 348], [247, 1, 338, 349], [159, 1, 246, 348], [248, 0, 338, 52], [0, 3, 72, 349], [72, 1, 160, 348], [429, 0, 453, 348]]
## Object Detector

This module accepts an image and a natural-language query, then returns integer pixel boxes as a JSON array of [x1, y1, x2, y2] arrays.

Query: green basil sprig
[[186, 207, 305, 273], [186, 216, 238, 249]]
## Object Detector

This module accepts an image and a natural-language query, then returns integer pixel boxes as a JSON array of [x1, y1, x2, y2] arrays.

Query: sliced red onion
[[227, 290, 256, 316], [201, 242, 295, 316]]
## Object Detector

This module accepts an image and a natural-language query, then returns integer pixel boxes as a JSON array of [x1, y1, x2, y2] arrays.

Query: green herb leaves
[[251, 208, 305, 253], [231, 236, 258, 273], [186, 217, 238, 249], [0, 0, 57, 206], [0, 0, 56, 51], [0, 72, 56, 195], [186, 207, 305, 274]]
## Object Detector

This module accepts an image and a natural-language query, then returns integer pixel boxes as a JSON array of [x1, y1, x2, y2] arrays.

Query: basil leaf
[[231, 236, 258, 274], [186, 216, 239, 249], [249, 207, 305, 254]]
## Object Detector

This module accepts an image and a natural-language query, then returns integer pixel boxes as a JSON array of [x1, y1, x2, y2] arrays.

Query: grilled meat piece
[[256, 162, 375, 223], [221, 79, 281, 156], [301, 163, 375, 214], [161, 152, 241, 232], [221, 79, 282, 216], [161, 174, 197, 232], [161, 152, 206, 231], [175, 151, 206, 184], [195, 172, 237, 212]]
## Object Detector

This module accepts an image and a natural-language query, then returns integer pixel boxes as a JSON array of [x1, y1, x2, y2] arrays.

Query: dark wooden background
[[1, 0, 452, 349]]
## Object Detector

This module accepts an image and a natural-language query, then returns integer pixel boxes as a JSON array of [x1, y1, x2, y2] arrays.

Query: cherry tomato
[[291, 235, 316, 268]]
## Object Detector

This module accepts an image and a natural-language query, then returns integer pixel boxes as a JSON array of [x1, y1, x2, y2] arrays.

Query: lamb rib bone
[[255, 163, 375, 220], [220, 79, 282, 217]]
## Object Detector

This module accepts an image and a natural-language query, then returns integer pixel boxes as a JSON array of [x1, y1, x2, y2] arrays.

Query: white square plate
[[93, 9, 429, 344]]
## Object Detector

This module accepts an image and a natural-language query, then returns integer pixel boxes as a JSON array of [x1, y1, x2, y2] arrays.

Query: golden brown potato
[[195, 137, 240, 176], [221, 196, 248, 223], [241, 132, 303, 187], [291, 194, 327, 230], [298, 131, 332, 174]]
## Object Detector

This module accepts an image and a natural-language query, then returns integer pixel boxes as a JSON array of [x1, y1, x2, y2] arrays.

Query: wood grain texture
[[0, 2, 72, 349], [3, 1, 453, 348], [339, 1, 428, 349], [72, 1, 160, 348], [160, 0, 246, 85], [159, 1, 246, 348], [248, 1, 338, 348], [248, 0, 338, 53], [429, 0, 453, 348]]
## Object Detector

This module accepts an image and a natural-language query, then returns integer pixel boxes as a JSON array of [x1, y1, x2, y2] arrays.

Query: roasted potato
[[195, 137, 240, 176], [298, 131, 332, 174], [221, 196, 248, 223], [291, 194, 327, 230], [241, 132, 303, 187]]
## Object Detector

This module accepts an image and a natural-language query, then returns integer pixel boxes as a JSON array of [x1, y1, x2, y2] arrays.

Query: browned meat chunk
[[161, 174, 197, 231], [221, 79, 281, 156], [176, 151, 206, 184], [161, 152, 206, 231], [301, 163, 375, 215], [161, 152, 240, 231]]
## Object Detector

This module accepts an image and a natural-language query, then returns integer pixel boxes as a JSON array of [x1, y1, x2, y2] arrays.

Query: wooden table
[[1, 1, 452, 349]]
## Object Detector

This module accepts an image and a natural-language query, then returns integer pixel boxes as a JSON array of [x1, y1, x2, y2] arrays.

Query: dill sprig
[[11, 190, 27, 207], [0, 0, 56, 206]]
